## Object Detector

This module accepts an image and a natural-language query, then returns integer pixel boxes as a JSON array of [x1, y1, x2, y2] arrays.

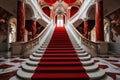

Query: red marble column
[[95, 0, 104, 41], [84, 20, 89, 38], [17, 0, 25, 41], [31, 20, 37, 38]]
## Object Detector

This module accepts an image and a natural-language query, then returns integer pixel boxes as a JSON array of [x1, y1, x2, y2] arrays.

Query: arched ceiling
[[85, 0, 120, 20], [40, 0, 81, 15], [42, 0, 78, 6], [0, 0, 119, 21], [40, 0, 81, 9], [63, 0, 77, 5], [53, 1, 68, 14], [44, 0, 57, 5]]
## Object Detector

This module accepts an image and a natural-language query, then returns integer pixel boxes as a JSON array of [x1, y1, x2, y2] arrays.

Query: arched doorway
[[57, 15, 64, 27], [56, 15, 66, 27]]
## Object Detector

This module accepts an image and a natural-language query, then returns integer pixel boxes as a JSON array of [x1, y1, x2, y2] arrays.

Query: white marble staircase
[[10, 41, 113, 80], [10, 27, 113, 80]]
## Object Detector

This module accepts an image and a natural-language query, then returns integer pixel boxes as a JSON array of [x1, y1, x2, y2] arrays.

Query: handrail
[[26, 0, 51, 24], [42, 13, 51, 21], [69, 12, 79, 22], [66, 22, 102, 56], [11, 21, 55, 57]]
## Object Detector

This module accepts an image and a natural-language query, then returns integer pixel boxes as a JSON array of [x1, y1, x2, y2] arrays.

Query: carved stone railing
[[42, 13, 51, 22], [69, 12, 79, 23], [11, 21, 55, 57], [66, 22, 108, 56]]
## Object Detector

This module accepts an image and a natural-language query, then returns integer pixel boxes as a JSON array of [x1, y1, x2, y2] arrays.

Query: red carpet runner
[[32, 27, 89, 80]]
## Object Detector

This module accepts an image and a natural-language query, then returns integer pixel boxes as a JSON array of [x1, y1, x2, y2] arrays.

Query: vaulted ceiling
[[40, 0, 79, 6], [0, 0, 119, 20]]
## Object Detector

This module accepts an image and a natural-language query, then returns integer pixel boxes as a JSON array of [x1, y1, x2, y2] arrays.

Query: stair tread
[[32, 73, 89, 79], [33, 52, 88, 57], [35, 66, 86, 72], [22, 62, 98, 72], [30, 55, 91, 61], [16, 27, 107, 80], [45, 50, 85, 53], [17, 68, 111, 80], [38, 61, 83, 66], [26, 58, 94, 66], [39, 48, 82, 50]]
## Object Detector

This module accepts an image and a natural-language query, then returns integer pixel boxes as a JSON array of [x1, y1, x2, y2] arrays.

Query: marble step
[[21, 62, 99, 72], [75, 49, 86, 53], [87, 69, 105, 79], [16, 67, 113, 80], [35, 50, 45, 53], [77, 52, 89, 57], [39, 49, 86, 53], [32, 52, 89, 57], [29, 54, 91, 61], [81, 58, 94, 66], [41, 44, 80, 48], [38, 47, 83, 50], [43, 43, 79, 45], [26, 58, 94, 66]]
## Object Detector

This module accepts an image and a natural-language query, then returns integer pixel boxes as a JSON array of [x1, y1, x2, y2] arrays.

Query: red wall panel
[[44, 0, 57, 5], [42, 7, 50, 17], [70, 7, 78, 17], [64, 0, 76, 5]]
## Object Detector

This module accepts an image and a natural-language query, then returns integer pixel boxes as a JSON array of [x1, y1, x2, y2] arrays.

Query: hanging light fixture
[[56, 0, 64, 15]]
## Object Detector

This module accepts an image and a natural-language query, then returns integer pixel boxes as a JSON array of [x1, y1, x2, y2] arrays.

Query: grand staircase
[[11, 27, 112, 80]]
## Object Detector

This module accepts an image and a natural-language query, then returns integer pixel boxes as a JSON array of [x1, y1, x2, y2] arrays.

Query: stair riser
[[31, 78, 89, 80], [34, 70, 86, 73], [33, 54, 88, 57], [38, 64, 83, 66]]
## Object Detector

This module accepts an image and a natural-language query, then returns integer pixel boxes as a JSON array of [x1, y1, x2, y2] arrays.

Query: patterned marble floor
[[0, 54, 120, 80]]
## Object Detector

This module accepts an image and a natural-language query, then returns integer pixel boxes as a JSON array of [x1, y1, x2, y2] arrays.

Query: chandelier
[[56, 0, 64, 15]]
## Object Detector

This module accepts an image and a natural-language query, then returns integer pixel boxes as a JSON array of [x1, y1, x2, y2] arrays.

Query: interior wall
[[0, 7, 12, 51], [63, 0, 76, 5], [42, 7, 50, 17], [70, 6, 79, 17], [108, 8, 120, 43], [0, 22, 8, 51]]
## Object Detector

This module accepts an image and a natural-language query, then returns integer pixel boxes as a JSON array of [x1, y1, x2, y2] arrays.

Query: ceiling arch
[[42, 6, 51, 17], [86, 5, 95, 20], [44, 0, 57, 5], [25, 4, 35, 20], [63, 0, 77, 5]]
